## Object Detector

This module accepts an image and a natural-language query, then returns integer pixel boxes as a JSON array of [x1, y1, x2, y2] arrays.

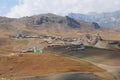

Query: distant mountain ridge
[[68, 10, 120, 27]]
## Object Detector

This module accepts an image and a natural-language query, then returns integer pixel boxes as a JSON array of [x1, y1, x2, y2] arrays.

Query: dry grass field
[[0, 53, 116, 80]]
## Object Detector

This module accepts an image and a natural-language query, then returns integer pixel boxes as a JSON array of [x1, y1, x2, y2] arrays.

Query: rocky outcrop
[[33, 15, 81, 28], [66, 16, 80, 28], [75, 34, 102, 46], [35, 16, 66, 25], [92, 22, 100, 29], [74, 34, 120, 50]]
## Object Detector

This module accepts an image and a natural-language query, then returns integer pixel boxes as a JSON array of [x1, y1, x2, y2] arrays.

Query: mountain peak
[[31, 13, 63, 18], [19, 13, 82, 28]]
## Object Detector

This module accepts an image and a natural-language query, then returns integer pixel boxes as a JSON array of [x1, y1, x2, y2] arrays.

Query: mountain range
[[0, 13, 119, 40], [68, 10, 120, 28], [0, 13, 102, 37]]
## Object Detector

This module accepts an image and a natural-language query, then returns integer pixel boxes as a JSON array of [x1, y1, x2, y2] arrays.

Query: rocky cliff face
[[92, 22, 100, 29], [66, 16, 80, 28]]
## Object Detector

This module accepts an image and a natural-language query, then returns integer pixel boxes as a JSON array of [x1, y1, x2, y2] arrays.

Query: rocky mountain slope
[[0, 13, 102, 38], [68, 10, 120, 27]]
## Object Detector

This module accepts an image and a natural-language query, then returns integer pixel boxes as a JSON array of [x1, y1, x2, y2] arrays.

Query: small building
[[33, 47, 44, 53], [33, 49, 44, 53]]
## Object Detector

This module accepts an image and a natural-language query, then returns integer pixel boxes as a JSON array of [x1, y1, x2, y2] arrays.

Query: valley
[[0, 13, 120, 80]]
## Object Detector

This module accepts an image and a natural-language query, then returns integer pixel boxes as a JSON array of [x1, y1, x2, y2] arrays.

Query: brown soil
[[45, 45, 120, 80], [0, 53, 105, 78], [46, 45, 120, 66]]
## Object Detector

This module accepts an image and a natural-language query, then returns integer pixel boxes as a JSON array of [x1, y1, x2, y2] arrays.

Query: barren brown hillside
[[0, 53, 115, 80]]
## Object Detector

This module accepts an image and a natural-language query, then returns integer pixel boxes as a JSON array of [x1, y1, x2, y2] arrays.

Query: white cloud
[[6, 0, 120, 18]]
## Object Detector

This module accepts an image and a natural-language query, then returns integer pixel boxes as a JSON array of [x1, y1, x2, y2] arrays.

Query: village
[[10, 33, 102, 53]]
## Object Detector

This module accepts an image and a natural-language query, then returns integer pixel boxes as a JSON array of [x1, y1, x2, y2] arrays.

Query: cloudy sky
[[0, 0, 120, 18]]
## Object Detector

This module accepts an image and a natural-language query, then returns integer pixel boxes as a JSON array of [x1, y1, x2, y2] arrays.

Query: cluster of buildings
[[11, 33, 103, 53]]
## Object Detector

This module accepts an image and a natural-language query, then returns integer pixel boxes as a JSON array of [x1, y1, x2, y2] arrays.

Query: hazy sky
[[0, 0, 120, 18]]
